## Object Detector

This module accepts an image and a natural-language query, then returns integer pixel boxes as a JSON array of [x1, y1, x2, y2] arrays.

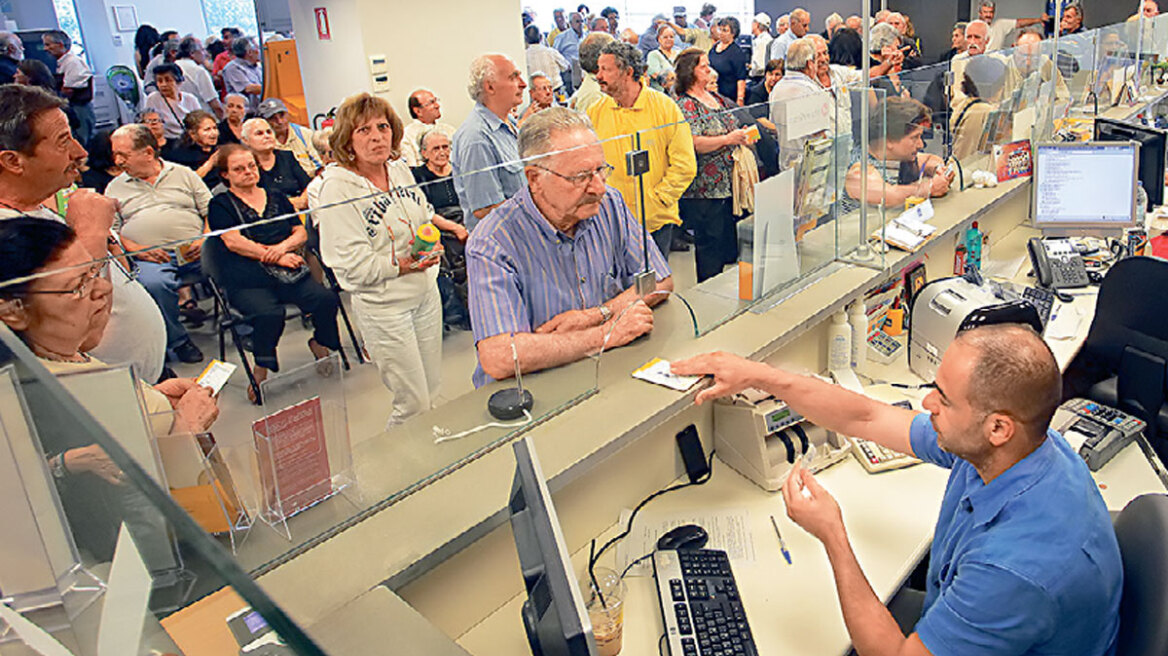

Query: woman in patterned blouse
[[674, 48, 755, 282]]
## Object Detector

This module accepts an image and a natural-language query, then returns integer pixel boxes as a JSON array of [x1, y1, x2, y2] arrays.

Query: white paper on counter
[[616, 508, 756, 577], [97, 525, 153, 656], [0, 602, 75, 656]]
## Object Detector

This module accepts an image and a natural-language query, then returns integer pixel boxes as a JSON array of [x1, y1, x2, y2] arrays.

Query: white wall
[[291, 0, 526, 127]]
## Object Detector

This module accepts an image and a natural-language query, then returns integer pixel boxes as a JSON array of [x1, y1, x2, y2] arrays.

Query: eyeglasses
[[421, 97, 441, 108], [21, 264, 104, 299], [533, 163, 614, 187]]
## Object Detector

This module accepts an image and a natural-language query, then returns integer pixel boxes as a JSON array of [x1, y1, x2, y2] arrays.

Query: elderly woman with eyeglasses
[[0, 217, 219, 484], [412, 129, 471, 330]]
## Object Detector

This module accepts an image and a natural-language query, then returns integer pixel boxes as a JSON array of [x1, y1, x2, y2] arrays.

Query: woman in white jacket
[[317, 93, 460, 427]]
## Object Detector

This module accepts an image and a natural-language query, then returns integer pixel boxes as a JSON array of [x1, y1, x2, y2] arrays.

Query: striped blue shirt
[[467, 185, 671, 387]]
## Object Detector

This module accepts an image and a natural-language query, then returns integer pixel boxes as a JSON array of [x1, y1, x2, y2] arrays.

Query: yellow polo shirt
[[587, 83, 696, 233]]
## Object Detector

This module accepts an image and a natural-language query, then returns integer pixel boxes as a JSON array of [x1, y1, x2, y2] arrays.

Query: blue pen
[[770, 515, 792, 565]]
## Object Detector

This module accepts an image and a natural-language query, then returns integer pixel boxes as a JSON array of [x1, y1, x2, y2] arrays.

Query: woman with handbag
[[206, 145, 341, 401], [143, 63, 202, 141], [674, 48, 756, 282]]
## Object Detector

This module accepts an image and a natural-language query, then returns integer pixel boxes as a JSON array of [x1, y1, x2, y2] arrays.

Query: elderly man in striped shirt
[[466, 107, 674, 388]]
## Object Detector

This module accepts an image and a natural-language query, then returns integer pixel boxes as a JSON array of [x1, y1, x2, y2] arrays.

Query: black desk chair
[[1113, 494, 1168, 656], [1063, 256, 1168, 464], [304, 221, 366, 364], [202, 236, 351, 405]]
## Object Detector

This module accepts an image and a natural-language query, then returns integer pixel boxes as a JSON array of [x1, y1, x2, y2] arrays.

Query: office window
[[51, 0, 88, 64], [202, 0, 259, 39]]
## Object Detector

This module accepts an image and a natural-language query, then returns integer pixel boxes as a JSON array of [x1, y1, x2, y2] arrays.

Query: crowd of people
[[0, 0, 1159, 430]]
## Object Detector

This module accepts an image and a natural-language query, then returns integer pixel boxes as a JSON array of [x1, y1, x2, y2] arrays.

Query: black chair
[[1113, 494, 1168, 656], [1062, 257, 1168, 464], [304, 222, 366, 364], [201, 236, 351, 405]]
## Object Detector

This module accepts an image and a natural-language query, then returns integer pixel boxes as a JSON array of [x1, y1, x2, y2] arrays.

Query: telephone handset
[[1027, 237, 1090, 289]]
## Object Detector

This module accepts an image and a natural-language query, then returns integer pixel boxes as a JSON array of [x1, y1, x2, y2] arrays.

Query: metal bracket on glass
[[625, 149, 649, 177], [634, 270, 656, 298]]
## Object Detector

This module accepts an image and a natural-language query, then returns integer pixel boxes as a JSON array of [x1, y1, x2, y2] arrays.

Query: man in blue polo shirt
[[466, 107, 673, 387], [673, 323, 1122, 656]]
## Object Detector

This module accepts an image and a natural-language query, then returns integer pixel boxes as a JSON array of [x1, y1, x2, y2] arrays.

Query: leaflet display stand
[[252, 353, 358, 540], [0, 366, 103, 641]]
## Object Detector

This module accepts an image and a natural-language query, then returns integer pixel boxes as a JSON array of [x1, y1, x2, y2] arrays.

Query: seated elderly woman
[[0, 216, 219, 565], [844, 96, 954, 209], [411, 128, 471, 330], [241, 117, 312, 210], [206, 145, 342, 401]]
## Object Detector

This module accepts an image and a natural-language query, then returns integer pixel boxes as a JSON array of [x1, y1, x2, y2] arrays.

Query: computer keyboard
[[851, 438, 921, 473], [653, 548, 759, 656], [1022, 286, 1055, 328]]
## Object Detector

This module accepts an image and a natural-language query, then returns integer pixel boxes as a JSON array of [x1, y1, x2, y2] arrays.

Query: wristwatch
[[598, 304, 613, 323], [49, 452, 68, 479]]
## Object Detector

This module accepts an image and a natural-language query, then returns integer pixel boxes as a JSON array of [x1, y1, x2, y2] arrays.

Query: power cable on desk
[[658, 632, 668, 656], [588, 450, 717, 581]]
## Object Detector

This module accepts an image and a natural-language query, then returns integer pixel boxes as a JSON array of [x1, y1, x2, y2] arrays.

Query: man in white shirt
[[0, 86, 167, 380], [770, 38, 829, 167], [749, 13, 774, 80], [42, 30, 95, 148], [175, 36, 224, 119], [525, 25, 570, 94], [107, 124, 212, 364], [979, 0, 1044, 52], [401, 89, 457, 167], [256, 98, 321, 177]]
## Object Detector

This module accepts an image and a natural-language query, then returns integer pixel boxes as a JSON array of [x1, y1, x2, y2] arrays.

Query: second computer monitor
[[1095, 117, 1167, 210], [1032, 142, 1140, 237]]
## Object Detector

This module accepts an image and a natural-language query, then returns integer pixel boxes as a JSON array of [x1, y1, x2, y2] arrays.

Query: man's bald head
[[954, 324, 1062, 442]]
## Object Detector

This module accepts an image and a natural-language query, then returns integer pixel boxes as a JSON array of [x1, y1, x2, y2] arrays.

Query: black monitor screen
[[1096, 117, 1167, 210], [509, 437, 597, 656]]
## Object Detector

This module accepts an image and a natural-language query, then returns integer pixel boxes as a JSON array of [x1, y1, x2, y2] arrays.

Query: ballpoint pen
[[770, 515, 792, 565]]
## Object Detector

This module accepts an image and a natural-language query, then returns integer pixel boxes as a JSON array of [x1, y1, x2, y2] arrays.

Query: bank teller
[[674, 323, 1122, 656]]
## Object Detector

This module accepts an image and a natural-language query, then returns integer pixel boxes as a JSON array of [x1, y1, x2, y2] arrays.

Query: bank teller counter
[[5, 24, 1168, 652]]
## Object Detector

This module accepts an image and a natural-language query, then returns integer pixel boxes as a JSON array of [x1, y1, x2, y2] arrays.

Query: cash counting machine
[[909, 276, 1043, 380], [713, 389, 849, 492]]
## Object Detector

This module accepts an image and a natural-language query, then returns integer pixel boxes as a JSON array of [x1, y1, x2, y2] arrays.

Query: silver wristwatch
[[598, 304, 612, 322], [50, 453, 68, 479]]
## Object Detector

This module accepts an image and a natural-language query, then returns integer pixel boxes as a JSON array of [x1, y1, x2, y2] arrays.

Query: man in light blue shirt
[[554, 12, 586, 63], [452, 54, 528, 230], [673, 323, 1122, 656]]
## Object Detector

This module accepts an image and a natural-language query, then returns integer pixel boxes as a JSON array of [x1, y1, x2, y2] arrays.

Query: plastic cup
[[581, 567, 625, 656]]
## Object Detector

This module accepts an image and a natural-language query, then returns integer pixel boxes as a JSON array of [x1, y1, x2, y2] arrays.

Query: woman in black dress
[[411, 129, 470, 329], [242, 118, 311, 210], [205, 145, 341, 401], [162, 110, 222, 189]]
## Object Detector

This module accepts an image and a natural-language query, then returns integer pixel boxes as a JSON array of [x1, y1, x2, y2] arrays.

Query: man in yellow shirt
[[587, 41, 695, 258]]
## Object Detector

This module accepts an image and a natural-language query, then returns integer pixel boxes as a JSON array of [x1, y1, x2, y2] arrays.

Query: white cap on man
[[753, 12, 772, 27]]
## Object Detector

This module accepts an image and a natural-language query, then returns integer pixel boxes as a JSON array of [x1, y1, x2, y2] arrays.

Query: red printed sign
[[253, 396, 332, 517], [314, 7, 331, 41]]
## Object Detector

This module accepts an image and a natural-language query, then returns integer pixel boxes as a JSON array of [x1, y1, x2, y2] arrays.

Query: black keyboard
[[652, 549, 759, 656], [1022, 286, 1055, 328]]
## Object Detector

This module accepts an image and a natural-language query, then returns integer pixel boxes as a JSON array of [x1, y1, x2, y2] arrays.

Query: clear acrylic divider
[[0, 331, 327, 654]]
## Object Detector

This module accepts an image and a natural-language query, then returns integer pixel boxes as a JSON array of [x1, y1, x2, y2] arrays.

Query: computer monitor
[[1095, 117, 1167, 210], [509, 437, 598, 656], [1032, 142, 1140, 237]]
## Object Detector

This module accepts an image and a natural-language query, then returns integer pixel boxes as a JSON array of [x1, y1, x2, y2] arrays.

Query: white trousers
[[352, 288, 443, 428]]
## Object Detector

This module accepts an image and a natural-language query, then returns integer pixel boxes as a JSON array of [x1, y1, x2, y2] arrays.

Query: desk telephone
[[1028, 237, 1090, 289]]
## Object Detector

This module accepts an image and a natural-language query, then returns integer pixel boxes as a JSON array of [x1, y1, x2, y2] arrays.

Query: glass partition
[[3, 9, 1166, 645]]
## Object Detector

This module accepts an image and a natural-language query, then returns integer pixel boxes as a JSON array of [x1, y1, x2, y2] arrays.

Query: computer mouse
[[657, 524, 709, 551]]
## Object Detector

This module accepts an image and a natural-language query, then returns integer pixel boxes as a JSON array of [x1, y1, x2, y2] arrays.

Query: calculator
[[867, 331, 903, 364], [851, 438, 921, 473]]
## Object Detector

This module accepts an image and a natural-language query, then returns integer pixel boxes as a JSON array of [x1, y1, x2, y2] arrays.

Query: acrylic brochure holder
[[252, 353, 358, 541], [0, 365, 103, 640]]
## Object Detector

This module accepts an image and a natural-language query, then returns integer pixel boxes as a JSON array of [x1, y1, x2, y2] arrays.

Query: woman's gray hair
[[785, 38, 815, 72], [241, 117, 271, 143], [468, 54, 503, 104], [518, 107, 594, 159], [419, 127, 449, 152], [870, 23, 901, 51], [599, 41, 645, 81]]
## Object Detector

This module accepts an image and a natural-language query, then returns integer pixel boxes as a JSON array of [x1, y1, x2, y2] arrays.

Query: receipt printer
[[909, 277, 1042, 380], [714, 389, 848, 492]]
